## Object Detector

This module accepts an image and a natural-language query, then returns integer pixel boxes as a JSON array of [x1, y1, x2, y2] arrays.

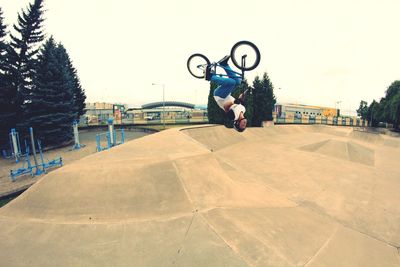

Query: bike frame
[[210, 54, 248, 80], [212, 64, 243, 79], [194, 54, 250, 88]]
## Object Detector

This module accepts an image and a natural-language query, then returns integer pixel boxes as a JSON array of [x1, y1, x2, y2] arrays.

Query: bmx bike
[[187, 40, 261, 81]]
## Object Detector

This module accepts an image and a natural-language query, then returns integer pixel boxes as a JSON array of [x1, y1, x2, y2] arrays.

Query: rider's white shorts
[[213, 95, 235, 111]]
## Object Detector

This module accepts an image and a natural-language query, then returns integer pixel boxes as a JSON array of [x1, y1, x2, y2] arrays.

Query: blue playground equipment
[[1, 128, 23, 163], [10, 140, 34, 180], [71, 120, 85, 150], [37, 139, 63, 171], [10, 127, 63, 182], [96, 118, 125, 152]]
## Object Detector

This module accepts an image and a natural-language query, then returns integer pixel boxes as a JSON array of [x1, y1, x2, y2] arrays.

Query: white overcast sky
[[1, 0, 399, 115]]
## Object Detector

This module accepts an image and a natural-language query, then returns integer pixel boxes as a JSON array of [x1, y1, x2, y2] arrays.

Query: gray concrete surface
[[0, 129, 150, 197], [0, 125, 399, 266]]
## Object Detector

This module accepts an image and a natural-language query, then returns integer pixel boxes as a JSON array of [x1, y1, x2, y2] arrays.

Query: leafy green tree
[[25, 37, 74, 147], [378, 97, 388, 124], [386, 81, 400, 129], [366, 81, 400, 128], [253, 73, 276, 126], [356, 100, 368, 120], [388, 93, 400, 129], [6, 0, 45, 131], [385, 81, 400, 100]]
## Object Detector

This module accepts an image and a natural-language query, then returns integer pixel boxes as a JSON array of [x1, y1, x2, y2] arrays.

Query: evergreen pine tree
[[6, 0, 45, 131], [263, 73, 276, 121], [236, 80, 254, 127], [57, 43, 86, 120], [207, 81, 225, 124], [252, 73, 276, 126], [26, 37, 74, 148], [252, 76, 264, 126], [227, 79, 253, 127], [0, 8, 14, 150], [0, 8, 6, 51]]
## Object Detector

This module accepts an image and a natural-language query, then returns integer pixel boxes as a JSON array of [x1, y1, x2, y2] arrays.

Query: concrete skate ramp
[[350, 129, 385, 145], [0, 125, 399, 267], [299, 139, 375, 166]]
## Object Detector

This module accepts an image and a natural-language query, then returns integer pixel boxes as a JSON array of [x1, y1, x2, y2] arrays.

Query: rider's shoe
[[205, 65, 212, 81], [217, 55, 230, 66]]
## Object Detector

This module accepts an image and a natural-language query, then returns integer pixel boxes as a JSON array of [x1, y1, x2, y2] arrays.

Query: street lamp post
[[152, 83, 165, 129], [335, 101, 342, 116]]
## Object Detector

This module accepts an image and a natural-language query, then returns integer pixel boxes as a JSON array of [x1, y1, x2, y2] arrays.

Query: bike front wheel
[[187, 53, 210, 79], [230, 41, 261, 71]]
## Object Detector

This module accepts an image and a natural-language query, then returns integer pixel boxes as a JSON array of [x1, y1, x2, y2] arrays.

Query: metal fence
[[78, 113, 370, 128], [274, 115, 368, 127], [78, 116, 209, 127]]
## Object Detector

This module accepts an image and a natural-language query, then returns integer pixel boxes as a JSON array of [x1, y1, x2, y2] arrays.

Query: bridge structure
[[141, 101, 195, 110]]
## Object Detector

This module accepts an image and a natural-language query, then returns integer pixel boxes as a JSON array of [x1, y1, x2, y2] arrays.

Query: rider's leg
[[221, 64, 242, 85], [212, 75, 236, 98]]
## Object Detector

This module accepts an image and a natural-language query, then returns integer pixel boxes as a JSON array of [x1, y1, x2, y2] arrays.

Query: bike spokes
[[187, 53, 210, 79], [230, 41, 261, 71]]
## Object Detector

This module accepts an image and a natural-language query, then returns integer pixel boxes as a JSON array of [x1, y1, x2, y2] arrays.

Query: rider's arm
[[234, 98, 243, 105], [237, 89, 249, 103], [233, 91, 247, 105]]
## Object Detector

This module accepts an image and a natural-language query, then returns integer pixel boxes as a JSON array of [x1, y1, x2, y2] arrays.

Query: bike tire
[[230, 41, 261, 71], [187, 53, 210, 79]]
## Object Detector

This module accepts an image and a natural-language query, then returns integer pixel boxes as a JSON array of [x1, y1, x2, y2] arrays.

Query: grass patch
[[0, 196, 16, 208]]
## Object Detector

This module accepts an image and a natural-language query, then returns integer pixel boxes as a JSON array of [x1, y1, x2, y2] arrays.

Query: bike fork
[[240, 55, 254, 95], [241, 55, 247, 79]]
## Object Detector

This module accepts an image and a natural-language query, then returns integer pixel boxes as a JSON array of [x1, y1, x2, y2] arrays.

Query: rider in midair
[[206, 55, 247, 132]]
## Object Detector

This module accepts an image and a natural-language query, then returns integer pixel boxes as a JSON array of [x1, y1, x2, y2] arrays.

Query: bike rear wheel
[[230, 41, 261, 71], [187, 53, 210, 79]]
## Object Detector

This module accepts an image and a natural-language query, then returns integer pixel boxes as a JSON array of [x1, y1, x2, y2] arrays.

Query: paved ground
[[0, 129, 151, 197], [0, 125, 399, 266]]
